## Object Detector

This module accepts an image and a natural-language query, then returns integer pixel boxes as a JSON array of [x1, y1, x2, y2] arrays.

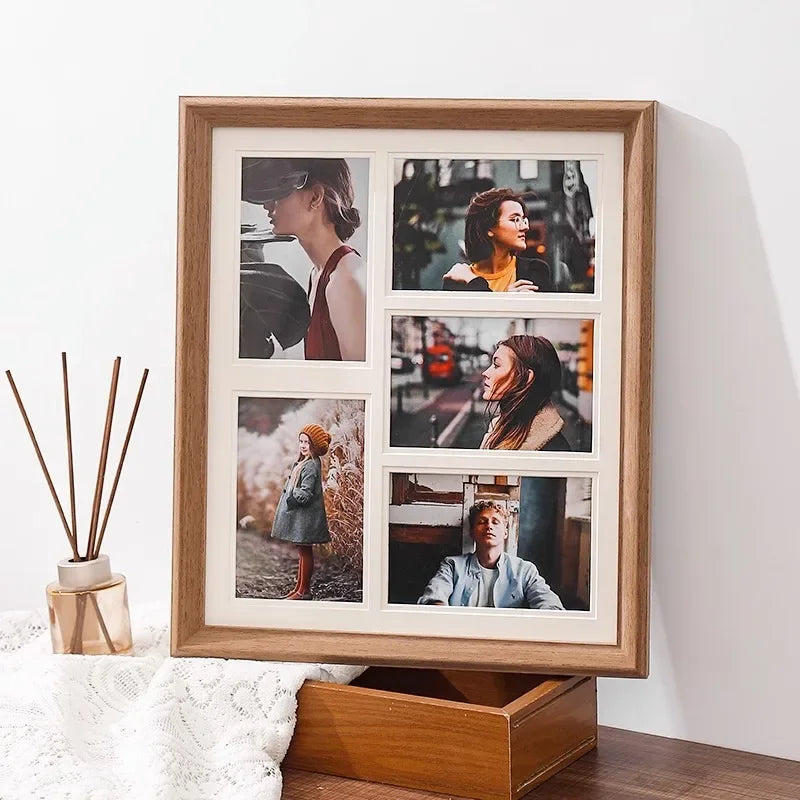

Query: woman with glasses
[[243, 158, 366, 361], [442, 188, 552, 293]]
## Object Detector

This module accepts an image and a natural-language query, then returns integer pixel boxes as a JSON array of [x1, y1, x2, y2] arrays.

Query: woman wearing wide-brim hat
[[270, 423, 332, 599], [242, 157, 366, 362]]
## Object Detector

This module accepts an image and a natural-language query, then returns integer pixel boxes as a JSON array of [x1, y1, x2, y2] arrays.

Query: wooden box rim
[[287, 667, 599, 800], [300, 669, 581, 717]]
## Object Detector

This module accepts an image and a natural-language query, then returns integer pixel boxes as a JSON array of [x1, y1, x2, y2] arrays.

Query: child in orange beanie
[[270, 423, 332, 599]]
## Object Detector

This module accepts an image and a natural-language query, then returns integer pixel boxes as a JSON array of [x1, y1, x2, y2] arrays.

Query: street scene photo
[[236, 396, 364, 602], [392, 157, 596, 292], [388, 473, 592, 611], [389, 316, 594, 451]]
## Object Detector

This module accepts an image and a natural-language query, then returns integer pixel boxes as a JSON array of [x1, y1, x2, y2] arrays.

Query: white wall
[[2, 0, 798, 762]]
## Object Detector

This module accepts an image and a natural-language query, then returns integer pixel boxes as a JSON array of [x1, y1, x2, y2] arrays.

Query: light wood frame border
[[172, 97, 656, 677]]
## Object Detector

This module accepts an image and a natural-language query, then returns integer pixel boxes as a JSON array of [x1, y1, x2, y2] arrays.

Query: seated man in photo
[[418, 501, 564, 609]]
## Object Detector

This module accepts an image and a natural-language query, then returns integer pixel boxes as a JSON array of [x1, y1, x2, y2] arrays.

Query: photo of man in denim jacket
[[417, 500, 564, 609]]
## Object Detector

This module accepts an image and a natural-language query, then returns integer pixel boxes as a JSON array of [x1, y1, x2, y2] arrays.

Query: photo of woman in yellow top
[[441, 188, 552, 293]]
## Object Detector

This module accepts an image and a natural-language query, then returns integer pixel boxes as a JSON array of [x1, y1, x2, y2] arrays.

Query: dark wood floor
[[283, 726, 800, 799]]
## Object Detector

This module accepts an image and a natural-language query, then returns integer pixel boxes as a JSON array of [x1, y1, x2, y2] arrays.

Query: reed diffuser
[[5, 354, 148, 655]]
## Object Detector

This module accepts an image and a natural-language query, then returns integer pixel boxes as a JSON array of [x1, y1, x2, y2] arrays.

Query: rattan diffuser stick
[[92, 368, 149, 560], [86, 357, 121, 560], [7, 354, 146, 657], [5, 370, 80, 560], [6, 354, 148, 563], [61, 353, 80, 557]]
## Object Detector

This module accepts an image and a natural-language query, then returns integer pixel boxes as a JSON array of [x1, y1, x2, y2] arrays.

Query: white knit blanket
[[0, 605, 364, 799]]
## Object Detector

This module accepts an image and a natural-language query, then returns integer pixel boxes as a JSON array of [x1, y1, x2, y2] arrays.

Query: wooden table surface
[[283, 726, 800, 799]]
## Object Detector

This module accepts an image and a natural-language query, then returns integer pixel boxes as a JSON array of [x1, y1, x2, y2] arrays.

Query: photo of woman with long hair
[[241, 157, 367, 361], [441, 188, 553, 293], [390, 317, 592, 451], [270, 423, 332, 599], [480, 334, 570, 451]]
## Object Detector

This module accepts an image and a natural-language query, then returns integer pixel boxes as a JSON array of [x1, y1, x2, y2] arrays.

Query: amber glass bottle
[[46, 554, 132, 655]]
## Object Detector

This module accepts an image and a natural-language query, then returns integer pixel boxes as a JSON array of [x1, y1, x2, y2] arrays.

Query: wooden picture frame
[[172, 97, 655, 676]]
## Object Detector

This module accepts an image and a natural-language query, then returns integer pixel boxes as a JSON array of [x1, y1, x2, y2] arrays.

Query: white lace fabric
[[0, 605, 365, 799]]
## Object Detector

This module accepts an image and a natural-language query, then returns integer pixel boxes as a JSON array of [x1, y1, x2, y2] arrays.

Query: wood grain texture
[[389, 524, 461, 545], [284, 726, 800, 800], [181, 96, 652, 131], [173, 622, 639, 674], [171, 99, 212, 650], [171, 98, 657, 676], [285, 669, 597, 800], [616, 101, 657, 677], [283, 771, 469, 800], [509, 677, 597, 797], [285, 679, 512, 800], [353, 668, 556, 708]]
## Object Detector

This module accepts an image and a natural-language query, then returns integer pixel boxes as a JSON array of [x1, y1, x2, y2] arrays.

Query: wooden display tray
[[285, 667, 597, 800]]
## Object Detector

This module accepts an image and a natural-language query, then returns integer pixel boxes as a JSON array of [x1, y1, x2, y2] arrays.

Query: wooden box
[[284, 667, 597, 800]]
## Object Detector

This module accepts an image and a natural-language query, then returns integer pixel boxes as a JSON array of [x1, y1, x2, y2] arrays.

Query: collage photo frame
[[172, 97, 656, 676]]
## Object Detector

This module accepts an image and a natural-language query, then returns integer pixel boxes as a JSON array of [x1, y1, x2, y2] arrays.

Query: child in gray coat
[[271, 423, 332, 599]]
